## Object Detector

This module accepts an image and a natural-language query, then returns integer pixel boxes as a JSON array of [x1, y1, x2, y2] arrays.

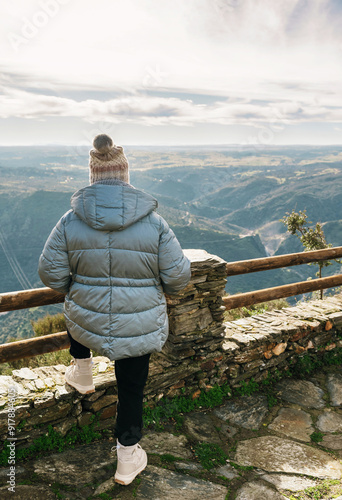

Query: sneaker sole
[[114, 456, 147, 486], [65, 380, 95, 394]]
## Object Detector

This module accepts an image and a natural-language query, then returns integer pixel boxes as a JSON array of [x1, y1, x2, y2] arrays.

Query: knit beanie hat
[[89, 134, 129, 184]]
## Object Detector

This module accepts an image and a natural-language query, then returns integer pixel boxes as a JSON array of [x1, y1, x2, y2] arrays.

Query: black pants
[[67, 330, 150, 446]]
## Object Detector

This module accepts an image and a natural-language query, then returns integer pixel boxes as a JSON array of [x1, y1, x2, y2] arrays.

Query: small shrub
[[32, 313, 66, 337]]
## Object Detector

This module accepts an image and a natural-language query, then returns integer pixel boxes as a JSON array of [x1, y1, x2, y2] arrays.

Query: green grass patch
[[310, 431, 324, 443], [266, 392, 279, 408], [160, 453, 178, 463], [289, 479, 342, 500], [194, 443, 228, 470], [132, 476, 142, 497], [50, 482, 77, 500], [0, 418, 102, 466], [96, 493, 113, 500], [234, 378, 260, 397], [290, 347, 342, 380], [143, 382, 232, 429]]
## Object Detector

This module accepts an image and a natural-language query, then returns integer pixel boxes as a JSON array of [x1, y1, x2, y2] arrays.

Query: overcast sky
[[0, 0, 342, 146]]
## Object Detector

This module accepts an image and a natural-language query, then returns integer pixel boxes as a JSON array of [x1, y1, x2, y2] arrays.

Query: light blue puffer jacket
[[38, 182, 191, 360]]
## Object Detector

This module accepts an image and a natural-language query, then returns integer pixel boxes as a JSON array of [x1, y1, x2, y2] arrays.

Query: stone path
[[1, 367, 342, 499]]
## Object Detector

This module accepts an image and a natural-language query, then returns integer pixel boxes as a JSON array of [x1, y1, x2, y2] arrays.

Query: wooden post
[[223, 274, 342, 310], [0, 332, 70, 364]]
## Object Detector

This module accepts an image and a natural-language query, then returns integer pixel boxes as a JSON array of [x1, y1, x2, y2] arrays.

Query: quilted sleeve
[[158, 219, 191, 295], [38, 216, 71, 294]]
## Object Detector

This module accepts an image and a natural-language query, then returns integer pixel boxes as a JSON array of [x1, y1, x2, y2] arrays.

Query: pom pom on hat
[[89, 134, 129, 184], [93, 134, 113, 154]]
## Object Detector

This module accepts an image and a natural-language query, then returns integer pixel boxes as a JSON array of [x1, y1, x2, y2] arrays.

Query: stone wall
[[1, 249, 342, 451], [222, 295, 342, 385]]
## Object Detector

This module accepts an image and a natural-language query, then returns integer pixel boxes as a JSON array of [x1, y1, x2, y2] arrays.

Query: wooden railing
[[1, 246, 342, 363], [223, 246, 342, 309]]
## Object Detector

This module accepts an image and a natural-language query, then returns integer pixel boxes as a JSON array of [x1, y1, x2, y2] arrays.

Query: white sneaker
[[114, 440, 147, 485], [65, 355, 95, 394]]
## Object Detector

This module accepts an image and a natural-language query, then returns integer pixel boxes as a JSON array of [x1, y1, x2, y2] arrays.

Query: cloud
[[1, 0, 341, 93], [0, 86, 341, 129], [0, 0, 341, 143]]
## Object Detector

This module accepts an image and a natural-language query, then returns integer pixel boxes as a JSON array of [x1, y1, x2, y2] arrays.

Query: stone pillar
[[165, 249, 227, 359], [145, 249, 228, 399]]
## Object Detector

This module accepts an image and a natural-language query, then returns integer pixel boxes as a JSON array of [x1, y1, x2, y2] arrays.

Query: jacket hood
[[71, 184, 158, 231]]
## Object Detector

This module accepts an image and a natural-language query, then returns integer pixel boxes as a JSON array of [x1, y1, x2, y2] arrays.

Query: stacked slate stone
[[0, 359, 117, 452], [161, 249, 227, 361]]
